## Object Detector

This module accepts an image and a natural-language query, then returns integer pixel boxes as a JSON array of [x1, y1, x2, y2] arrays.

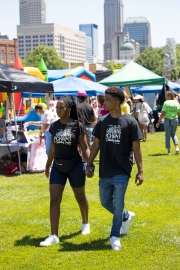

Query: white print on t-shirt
[[54, 129, 72, 145], [105, 124, 121, 144]]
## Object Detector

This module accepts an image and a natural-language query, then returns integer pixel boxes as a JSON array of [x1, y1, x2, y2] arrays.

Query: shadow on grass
[[149, 153, 168, 156], [59, 237, 110, 252], [14, 231, 82, 247], [14, 233, 111, 251]]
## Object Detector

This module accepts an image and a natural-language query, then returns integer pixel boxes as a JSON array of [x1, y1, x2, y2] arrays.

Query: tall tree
[[135, 47, 165, 76], [135, 46, 180, 80], [23, 45, 67, 69]]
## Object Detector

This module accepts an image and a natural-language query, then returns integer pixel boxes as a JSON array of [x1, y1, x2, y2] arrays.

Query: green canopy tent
[[100, 61, 167, 87]]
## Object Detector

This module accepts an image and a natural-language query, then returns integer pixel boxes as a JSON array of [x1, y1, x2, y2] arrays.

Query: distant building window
[[9, 51, 14, 63], [1, 50, 4, 62]]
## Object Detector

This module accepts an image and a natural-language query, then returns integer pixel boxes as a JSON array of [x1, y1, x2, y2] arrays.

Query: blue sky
[[0, 0, 179, 59]]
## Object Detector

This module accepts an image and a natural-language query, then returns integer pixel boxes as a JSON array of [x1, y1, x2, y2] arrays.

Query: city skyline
[[0, 0, 180, 60]]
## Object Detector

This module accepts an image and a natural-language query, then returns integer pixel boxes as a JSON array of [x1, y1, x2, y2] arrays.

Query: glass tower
[[123, 17, 151, 53], [19, 0, 46, 25], [79, 24, 99, 60], [104, 0, 124, 61]]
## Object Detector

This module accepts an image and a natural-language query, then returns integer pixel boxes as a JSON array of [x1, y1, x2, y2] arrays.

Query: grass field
[[0, 128, 180, 270]]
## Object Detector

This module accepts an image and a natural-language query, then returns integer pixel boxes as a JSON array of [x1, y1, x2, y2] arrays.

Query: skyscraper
[[19, 0, 46, 25], [123, 17, 151, 53], [79, 24, 99, 62], [104, 0, 124, 61]]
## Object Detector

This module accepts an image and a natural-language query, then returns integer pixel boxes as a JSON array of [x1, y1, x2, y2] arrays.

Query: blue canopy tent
[[22, 76, 107, 98], [131, 81, 180, 94]]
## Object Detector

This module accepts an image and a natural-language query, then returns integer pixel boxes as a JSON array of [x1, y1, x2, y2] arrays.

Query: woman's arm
[[79, 134, 90, 162], [45, 140, 55, 178], [156, 111, 166, 128]]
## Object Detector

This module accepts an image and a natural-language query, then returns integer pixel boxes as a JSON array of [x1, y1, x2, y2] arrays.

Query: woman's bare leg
[[50, 184, 65, 236], [143, 125, 148, 141], [72, 186, 89, 224]]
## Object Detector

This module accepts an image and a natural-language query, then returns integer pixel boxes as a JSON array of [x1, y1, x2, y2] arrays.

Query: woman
[[97, 94, 109, 119], [133, 95, 152, 142], [156, 91, 180, 155], [26, 103, 54, 156], [40, 96, 91, 247]]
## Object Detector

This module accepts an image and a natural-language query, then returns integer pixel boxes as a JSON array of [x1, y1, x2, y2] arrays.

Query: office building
[[17, 23, 86, 62], [19, 0, 46, 25], [123, 17, 151, 53], [79, 24, 99, 62], [85, 36, 93, 63], [104, 0, 124, 61]]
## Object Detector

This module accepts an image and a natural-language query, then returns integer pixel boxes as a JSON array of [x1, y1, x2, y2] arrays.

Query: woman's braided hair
[[60, 95, 90, 146]]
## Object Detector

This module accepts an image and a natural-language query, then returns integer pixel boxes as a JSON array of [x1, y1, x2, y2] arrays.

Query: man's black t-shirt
[[77, 102, 95, 127], [93, 114, 143, 177], [49, 119, 84, 161]]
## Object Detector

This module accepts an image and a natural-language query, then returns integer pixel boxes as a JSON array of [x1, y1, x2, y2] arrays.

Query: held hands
[[135, 172, 144, 186], [86, 165, 95, 178]]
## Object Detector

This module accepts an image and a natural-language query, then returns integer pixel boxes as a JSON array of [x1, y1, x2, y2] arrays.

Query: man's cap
[[77, 90, 87, 97]]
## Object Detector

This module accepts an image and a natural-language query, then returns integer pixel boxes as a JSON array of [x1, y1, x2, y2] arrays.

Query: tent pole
[[12, 93, 22, 174]]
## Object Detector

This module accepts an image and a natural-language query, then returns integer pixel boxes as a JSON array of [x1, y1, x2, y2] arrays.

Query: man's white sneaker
[[81, 223, 90, 235], [39, 234, 60, 247], [110, 237, 122, 250], [120, 211, 135, 235], [175, 147, 179, 154]]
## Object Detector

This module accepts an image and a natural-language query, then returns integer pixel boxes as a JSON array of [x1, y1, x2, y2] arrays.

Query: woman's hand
[[45, 166, 50, 179], [156, 122, 160, 128], [86, 165, 95, 178]]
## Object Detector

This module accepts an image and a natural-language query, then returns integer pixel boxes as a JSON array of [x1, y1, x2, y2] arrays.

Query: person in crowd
[[97, 94, 109, 119], [86, 87, 144, 251], [120, 91, 130, 114], [26, 103, 53, 155], [156, 90, 180, 155], [48, 100, 58, 123], [133, 95, 152, 142], [77, 90, 96, 144], [40, 96, 91, 247]]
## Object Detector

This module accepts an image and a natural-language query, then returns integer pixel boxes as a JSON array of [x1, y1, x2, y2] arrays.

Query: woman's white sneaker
[[81, 223, 90, 234], [39, 235, 60, 247]]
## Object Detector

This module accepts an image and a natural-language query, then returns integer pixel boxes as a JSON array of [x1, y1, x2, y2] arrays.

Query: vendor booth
[[0, 64, 54, 174], [22, 76, 107, 98], [100, 61, 167, 87]]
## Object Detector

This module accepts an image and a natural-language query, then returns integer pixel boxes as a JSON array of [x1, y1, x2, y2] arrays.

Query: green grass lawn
[[0, 128, 180, 270]]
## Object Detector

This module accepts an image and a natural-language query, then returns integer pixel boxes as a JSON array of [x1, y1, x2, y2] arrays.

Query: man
[[86, 87, 144, 251], [77, 90, 96, 144], [26, 103, 53, 156]]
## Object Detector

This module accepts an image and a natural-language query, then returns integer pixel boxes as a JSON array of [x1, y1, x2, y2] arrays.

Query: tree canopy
[[23, 45, 67, 70], [108, 61, 123, 71], [135, 46, 180, 80]]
